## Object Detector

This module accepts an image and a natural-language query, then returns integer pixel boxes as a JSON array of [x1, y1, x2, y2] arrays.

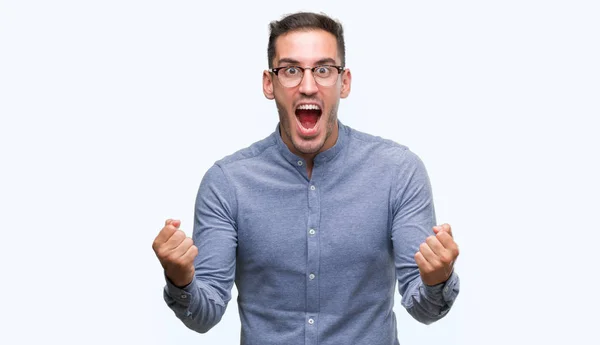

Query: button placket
[[305, 172, 321, 345], [305, 315, 319, 344]]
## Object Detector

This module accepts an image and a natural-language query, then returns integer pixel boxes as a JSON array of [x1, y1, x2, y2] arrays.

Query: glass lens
[[279, 67, 303, 87], [276, 66, 341, 87], [313, 66, 337, 86]]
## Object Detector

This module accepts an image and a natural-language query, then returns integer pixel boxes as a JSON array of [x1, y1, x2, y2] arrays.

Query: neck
[[280, 120, 339, 179], [283, 121, 339, 159]]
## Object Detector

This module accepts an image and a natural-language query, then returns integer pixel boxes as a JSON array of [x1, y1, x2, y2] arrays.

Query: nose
[[298, 69, 318, 96]]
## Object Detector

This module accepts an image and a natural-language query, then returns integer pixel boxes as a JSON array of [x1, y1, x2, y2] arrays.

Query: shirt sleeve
[[163, 163, 238, 333], [390, 149, 460, 324]]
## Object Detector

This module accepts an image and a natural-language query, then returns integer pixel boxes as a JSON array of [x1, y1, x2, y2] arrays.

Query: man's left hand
[[414, 223, 460, 286]]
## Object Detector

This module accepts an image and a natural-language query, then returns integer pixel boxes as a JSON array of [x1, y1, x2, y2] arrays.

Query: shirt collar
[[273, 120, 347, 165]]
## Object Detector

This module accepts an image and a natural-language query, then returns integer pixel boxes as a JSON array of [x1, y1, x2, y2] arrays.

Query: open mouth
[[295, 103, 322, 132]]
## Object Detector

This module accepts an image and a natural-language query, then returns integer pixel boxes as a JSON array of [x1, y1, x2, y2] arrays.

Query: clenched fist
[[415, 223, 459, 286], [152, 219, 198, 288]]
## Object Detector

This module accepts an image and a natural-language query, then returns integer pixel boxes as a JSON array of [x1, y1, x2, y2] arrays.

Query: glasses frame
[[269, 65, 345, 87]]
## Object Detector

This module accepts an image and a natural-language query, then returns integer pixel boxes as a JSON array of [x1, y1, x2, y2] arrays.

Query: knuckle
[[414, 253, 421, 263], [173, 256, 184, 266], [156, 247, 168, 260], [183, 237, 193, 248], [427, 236, 439, 247], [178, 256, 192, 268], [167, 252, 180, 264], [450, 249, 458, 259], [169, 230, 183, 242], [440, 253, 452, 265]]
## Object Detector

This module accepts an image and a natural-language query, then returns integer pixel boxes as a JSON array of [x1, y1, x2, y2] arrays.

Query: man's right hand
[[152, 219, 198, 288]]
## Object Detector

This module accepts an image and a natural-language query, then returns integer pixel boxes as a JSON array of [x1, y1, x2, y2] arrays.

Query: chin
[[292, 134, 326, 155]]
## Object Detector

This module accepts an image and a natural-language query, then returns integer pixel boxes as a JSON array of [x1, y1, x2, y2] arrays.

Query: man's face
[[263, 29, 351, 159]]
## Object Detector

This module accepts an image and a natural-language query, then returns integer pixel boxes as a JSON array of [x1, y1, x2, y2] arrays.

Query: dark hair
[[267, 12, 345, 68]]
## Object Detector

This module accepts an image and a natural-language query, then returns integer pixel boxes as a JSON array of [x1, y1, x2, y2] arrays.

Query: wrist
[[166, 271, 193, 288]]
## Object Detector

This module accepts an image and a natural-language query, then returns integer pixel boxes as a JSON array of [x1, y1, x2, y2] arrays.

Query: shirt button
[[310, 185, 316, 190], [309, 229, 316, 235], [297, 161, 303, 166], [309, 273, 315, 280], [444, 287, 449, 293], [180, 294, 187, 299], [308, 318, 314, 325]]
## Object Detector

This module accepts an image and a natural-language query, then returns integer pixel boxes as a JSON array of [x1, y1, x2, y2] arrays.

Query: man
[[152, 12, 460, 345]]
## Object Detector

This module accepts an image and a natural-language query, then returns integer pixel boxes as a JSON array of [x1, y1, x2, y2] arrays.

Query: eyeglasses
[[269, 65, 344, 88]]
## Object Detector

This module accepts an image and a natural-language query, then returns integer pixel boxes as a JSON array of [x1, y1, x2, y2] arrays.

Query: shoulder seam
[[347, 129, 410, 168], [218, 139, 278, 167], [348, 128, 408, 151], [213, 163, 239, 226]]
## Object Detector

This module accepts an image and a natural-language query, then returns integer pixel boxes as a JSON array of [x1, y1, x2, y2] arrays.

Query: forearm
[[400, 271, 460, 325], [162, 163, 237, 333], [163, 276, 228, 333]]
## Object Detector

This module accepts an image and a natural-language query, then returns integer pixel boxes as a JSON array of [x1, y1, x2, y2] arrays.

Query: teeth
[[297, 104, 321, 111]]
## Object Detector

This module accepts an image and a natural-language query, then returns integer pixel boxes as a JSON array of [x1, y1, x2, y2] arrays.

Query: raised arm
[[390, 150, 460, 324], [153, 164, 238, 333]]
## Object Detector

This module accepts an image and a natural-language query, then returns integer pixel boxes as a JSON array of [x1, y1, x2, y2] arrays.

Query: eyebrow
[[276, 57, 339, 66]]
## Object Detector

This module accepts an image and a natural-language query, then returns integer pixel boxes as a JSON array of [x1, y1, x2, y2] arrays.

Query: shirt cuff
[[422, 271, 460, 305], [164, 274, 195, 304]]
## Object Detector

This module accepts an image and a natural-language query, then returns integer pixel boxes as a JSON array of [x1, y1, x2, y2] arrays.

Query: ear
[[263, 70, 275, 100], [340, 68, 352, 99]]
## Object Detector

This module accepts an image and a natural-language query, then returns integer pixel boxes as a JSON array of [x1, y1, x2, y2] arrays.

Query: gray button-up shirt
[[164, 121, 460, 345]]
